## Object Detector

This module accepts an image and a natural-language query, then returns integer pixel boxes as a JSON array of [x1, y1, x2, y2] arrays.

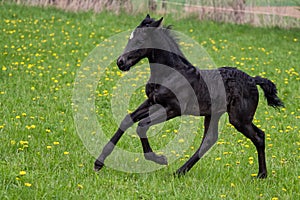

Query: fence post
[[149, 0, 157, 11], [232, 0, 246, 24]]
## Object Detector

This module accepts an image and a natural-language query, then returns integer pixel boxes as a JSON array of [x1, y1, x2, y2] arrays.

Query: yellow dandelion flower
[[63, 151, 69, 155], [24, 183, 32, 187], [19, 171, 26, 176], [20, 141, 28, 145], [77, 184, 83, 189], [178, 139, 184, 143]]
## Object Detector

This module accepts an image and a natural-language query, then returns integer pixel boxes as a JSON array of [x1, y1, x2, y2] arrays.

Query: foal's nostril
[[117, 56, 125, 67]]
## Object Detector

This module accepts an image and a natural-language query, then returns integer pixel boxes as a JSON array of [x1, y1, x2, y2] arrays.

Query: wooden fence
[[8, 0, 300, 28]]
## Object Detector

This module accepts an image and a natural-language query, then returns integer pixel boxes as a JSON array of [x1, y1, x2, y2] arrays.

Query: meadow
[[0, 3, 299, 199]]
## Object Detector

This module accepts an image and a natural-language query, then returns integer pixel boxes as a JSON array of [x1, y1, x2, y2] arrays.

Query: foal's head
[[117, 14, 164, 71]]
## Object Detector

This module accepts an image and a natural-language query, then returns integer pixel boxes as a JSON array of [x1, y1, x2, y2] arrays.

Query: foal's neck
[[147, 31, 195, 77], [148, 48, 194, 73]]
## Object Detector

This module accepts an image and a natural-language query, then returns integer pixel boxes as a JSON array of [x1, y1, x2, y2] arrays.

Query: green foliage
[[0, 3, 299, 199]]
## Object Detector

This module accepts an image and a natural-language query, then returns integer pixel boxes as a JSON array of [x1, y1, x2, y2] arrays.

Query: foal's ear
[[150, 17, 163, 28]]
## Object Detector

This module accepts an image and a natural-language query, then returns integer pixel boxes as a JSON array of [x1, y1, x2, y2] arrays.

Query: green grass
[[1, 3, 300, 199]]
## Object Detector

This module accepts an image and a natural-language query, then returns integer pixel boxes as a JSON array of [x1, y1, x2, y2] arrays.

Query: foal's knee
[[136, 123, 149, 138]]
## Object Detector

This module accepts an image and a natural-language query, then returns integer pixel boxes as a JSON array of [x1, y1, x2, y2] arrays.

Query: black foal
[[94, 15, 284, 178]]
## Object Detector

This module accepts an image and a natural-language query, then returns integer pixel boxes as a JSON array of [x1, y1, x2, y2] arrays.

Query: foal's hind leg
[[176, 114, 222, 175], [229, 114, 267, 178], [252, 124, 267, 178]]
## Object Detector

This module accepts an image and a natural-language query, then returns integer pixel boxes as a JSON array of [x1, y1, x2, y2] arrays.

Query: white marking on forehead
[[129, 31, 134, 40]]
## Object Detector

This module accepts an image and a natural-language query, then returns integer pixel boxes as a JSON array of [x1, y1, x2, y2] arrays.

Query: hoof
[[174, 168, 187, 177], [94, 160, 104, 172], [257, 172, 267, 179], [145, 152, 168, 165]]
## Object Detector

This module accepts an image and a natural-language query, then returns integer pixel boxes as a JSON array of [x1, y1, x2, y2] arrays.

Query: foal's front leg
[[137, 106, 179, 165], [94, 100, 151, 171]]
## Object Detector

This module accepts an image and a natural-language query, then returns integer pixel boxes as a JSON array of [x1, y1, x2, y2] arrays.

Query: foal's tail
[[254, 76, 284, 108]]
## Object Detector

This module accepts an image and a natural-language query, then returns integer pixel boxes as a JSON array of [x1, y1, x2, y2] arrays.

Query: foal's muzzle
[[117, 55, 130, 71]]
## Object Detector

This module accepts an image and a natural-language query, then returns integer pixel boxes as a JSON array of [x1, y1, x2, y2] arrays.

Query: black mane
[[159, 25, 194, 69]]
